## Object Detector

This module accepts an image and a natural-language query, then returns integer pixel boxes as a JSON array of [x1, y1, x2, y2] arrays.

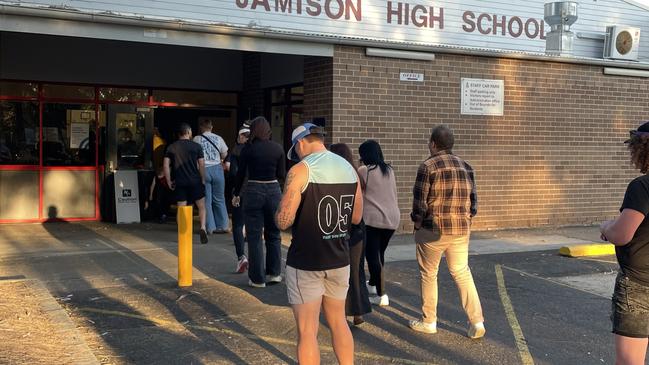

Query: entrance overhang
[[0, 10, 334, 57]]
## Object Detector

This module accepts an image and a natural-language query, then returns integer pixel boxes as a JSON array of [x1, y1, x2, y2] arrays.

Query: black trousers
[[365, 226, 395, 296], [346, 223, 371, 316]]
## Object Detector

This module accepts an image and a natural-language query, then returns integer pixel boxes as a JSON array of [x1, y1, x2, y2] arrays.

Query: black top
[[233, 139, 286, 196], [165, 139, 204, 187], [227, 143, 245, 179], [618, 175, 649, 285]]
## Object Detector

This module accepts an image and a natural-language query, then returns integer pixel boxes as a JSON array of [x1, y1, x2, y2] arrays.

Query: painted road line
[[495, 264, 535, 365], [79, 307, 433, 365], [559, 244, 615, 257], [501, 265, 610, 299]]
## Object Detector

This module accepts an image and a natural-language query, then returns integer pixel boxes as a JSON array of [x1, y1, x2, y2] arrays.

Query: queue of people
[[157, 116, 648, 365]]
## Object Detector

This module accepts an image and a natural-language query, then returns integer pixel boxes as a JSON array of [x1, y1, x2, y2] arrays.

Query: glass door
[[267, 84, 303, 154]]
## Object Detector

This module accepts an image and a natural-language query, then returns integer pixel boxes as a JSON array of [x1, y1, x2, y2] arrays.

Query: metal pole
[[177, 205, 193, 287]]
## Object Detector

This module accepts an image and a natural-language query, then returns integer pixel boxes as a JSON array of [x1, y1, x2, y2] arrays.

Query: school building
[[0, 0, 648, 230]]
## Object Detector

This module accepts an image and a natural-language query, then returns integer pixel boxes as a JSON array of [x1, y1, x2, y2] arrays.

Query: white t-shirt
[[193, 132, 228, 167]]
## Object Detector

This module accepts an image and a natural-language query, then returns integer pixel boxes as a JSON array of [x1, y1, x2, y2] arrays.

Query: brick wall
[[327, 45, 649, 231], [303, 56, 334, 137], [241, 52, 264, 120]]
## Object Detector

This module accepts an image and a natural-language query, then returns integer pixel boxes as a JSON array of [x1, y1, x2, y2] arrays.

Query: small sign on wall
[[400, 72, 424, 82], [461, 78, 504, 116]]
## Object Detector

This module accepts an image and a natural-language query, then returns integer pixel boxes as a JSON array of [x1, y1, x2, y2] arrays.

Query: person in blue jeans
[[194, 119, 230, 234], [232, 116, 286, 287]]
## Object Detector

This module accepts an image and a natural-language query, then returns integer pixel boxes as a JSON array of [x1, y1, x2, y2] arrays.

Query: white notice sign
[[461, 78, 504, 116], [70, 123, 88, 149], [114, 170, 141, 224], [400, 72, 424, 82]]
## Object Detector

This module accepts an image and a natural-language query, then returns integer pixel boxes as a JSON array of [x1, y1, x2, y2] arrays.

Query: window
[[42, 103, 97, 166], [0, 81, 38, 98], [99, 88, 148, 103], [267, 84, 304, 152], [43, 84, 94, 100], [0, 101, 39, 165]]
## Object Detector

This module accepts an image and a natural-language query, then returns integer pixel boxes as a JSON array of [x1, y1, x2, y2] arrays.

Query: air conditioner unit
[[604, 26, 641, 61]]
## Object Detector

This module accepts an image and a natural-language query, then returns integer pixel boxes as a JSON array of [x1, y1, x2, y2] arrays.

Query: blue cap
[[287, 122, 326, 161]]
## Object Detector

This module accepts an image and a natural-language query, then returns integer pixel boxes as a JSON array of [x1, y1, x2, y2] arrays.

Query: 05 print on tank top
[[317, 194, 354, 239]]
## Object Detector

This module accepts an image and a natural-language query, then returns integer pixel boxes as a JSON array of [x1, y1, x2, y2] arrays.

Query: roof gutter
[[2, 3, 649, 71]]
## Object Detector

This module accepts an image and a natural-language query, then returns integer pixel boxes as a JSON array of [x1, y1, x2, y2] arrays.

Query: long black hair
[[358, 140, 391, 176]]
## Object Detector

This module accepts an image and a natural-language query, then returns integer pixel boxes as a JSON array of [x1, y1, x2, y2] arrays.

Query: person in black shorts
[[164, 123, 209, 244], [601, 120, 649, 365]]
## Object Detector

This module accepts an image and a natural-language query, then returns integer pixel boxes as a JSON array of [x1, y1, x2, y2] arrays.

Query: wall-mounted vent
[[544, 2, 579, 56], [604, 26, 641, 61]]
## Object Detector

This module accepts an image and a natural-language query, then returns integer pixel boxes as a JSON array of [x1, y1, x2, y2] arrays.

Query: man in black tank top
[[275, 123, 363, 365]]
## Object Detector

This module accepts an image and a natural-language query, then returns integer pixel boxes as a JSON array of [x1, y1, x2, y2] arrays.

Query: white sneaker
[[266, 275, 282, 285], [235, 256, 248, 274], [248, 279, 266, 288], [467, 322, 486, 339], [409, 320, 437, 334], [366, 282, 377, 296], [369, 294, 389, 306]]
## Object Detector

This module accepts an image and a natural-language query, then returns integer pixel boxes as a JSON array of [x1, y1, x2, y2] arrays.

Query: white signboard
[[400, 72, 424, 82], [461, 78, 504, 116], [70, 123, 88, 149], [114, 170, 141, 224], [7, 0, 649, 61]]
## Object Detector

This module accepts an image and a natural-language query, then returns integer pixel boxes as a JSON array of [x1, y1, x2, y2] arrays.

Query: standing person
[[409, 125, 484, 338], [276, 123, 363, 365], [600, 121, 649, 365], [145, 167, 171, 223], [163, 123, 209, 244], [358, 140, 400, 307], [194, 119, 230, 234], [152, 126, 166, 172], [232, 116, 285, 287], [330, 143, 372, 326], [227, 122, 251, 273]]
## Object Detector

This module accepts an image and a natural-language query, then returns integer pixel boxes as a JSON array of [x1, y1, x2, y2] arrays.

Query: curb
[[559, 243, 616, 257]]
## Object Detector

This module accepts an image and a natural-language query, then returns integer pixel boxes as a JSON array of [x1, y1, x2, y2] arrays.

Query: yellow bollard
[[177, 205, 193, 287]]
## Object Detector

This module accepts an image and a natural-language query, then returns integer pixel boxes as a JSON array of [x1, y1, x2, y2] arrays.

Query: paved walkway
[[0, 222, 616, 364]]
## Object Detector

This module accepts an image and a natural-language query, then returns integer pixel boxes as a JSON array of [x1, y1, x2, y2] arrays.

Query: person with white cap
[[275, 122, 363, 365], [227, 121, 250, 273]]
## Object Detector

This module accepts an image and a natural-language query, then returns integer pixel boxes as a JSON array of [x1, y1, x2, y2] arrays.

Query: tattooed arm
[[275, 162, 308, 231]]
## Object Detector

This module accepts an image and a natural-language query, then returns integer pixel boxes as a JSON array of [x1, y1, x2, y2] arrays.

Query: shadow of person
[[45, 205, 64, 223]]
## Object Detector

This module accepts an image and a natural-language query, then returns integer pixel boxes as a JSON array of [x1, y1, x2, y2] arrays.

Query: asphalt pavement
[[0, 221, 625, 364]]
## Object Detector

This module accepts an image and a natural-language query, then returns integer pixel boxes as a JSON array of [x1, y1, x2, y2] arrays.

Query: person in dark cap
[[601, 120, 649, 365]]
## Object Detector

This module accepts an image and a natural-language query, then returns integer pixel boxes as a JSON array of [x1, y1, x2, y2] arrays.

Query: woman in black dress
[[330, 143, 372, 325]]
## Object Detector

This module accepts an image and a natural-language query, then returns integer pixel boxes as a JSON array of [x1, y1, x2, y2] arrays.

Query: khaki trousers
[[416, 233, 484, 324]]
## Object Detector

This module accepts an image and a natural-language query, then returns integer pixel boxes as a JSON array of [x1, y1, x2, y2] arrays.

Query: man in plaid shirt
[[408, 125, 485, 339]]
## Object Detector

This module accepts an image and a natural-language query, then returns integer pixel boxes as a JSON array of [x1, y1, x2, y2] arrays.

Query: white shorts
[[285, 265, 350, 305]]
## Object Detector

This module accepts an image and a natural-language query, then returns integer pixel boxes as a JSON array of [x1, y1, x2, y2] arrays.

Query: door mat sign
[[461, 78, 504, 116]]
